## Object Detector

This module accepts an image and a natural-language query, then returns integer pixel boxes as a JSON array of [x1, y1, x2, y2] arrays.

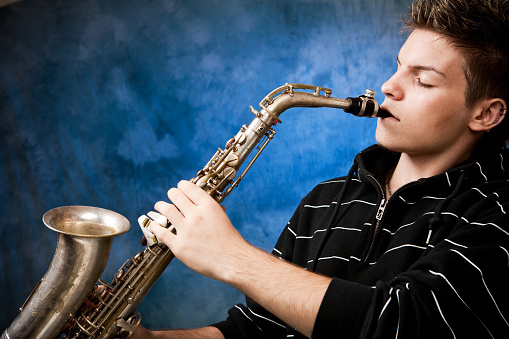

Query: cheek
[[414, 93, 465, 127], [414, 103, 472, 148]]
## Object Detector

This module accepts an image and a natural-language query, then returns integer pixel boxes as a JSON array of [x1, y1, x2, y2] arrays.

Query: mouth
[[378, 106, 397, 120]]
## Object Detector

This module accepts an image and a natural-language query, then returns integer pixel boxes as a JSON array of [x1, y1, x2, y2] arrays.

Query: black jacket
[[214, 145, 509, 338]]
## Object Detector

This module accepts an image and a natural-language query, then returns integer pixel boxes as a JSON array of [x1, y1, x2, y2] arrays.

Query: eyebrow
[[397, 57, 447, 78]]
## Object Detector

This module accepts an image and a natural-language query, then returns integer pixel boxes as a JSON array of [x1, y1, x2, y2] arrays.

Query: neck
[[387, 149, 473, 196]]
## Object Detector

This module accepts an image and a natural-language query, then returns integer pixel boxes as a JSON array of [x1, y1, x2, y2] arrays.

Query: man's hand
[[130, 324, 152, 339], [149, 180, 331, 338], [150, 180, 250, 282]]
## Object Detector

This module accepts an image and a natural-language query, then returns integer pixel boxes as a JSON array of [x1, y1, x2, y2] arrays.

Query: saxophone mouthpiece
[[376, 108, 391, 118], [344, 89, 385, 118]]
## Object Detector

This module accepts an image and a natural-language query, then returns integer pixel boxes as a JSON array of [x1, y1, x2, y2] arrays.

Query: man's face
[[376, 29, 478, 160]]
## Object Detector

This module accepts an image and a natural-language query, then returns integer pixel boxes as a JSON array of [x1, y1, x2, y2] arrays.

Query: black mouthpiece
[[344, 96, 385, 118], [376, 108, 391, 118]]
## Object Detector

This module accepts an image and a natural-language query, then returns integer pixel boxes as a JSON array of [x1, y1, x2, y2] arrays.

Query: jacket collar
[[353, 144, 509, 196]]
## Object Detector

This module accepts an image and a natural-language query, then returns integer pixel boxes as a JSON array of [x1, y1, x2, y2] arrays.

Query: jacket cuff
[[312, 277, 374, 338]]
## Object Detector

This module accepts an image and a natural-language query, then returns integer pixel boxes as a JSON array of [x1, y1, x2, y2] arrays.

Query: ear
[[469, 98, 507, 132]]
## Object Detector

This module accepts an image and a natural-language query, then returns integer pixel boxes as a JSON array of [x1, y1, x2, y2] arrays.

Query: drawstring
[[309, 157, 468, 267], [310, 162, 358, 272], [426, 171, 466, 245]]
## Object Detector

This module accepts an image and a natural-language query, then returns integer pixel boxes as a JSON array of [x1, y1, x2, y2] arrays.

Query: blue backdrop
[[0, 0, 410, 331]]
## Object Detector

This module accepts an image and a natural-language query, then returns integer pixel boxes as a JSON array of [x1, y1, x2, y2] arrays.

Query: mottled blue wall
[[0, 0, 410, 331]]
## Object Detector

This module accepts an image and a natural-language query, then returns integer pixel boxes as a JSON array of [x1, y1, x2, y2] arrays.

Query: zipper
[[364, 175, 387, 262], [362, 173, 423, 262], [375, 198, 387, 221]]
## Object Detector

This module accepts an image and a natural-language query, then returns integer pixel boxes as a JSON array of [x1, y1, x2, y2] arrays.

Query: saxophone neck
[[191, 83, 382, 202], [256, 83, 381, 121]]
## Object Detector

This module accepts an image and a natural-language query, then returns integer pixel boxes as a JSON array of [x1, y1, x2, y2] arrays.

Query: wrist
[[221, 244, 279, 289], [209, 237, 265, 285]]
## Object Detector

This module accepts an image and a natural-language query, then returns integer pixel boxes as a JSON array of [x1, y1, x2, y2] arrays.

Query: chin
[[375, 134, 405, 154]]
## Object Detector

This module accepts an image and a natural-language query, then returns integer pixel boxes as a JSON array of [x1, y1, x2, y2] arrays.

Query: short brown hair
[[404, 0, 509, 150]]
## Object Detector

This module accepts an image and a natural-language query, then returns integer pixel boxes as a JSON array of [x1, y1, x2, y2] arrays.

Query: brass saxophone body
[[2, 84, 382, 339]]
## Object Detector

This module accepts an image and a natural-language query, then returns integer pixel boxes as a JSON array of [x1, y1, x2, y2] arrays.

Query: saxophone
[[2, 83, 383, 339]]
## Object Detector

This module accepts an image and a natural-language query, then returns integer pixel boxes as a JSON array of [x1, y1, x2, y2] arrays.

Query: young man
[[134, 0, 509, 337]]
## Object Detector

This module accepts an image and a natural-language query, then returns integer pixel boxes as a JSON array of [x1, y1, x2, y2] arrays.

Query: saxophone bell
[[2, 206, 130, 339]]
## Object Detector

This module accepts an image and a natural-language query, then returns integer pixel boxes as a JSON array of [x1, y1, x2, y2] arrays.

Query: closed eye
[[416, 79, 433, 88]]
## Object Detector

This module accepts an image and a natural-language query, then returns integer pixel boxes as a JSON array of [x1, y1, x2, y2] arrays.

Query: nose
[[381, 71, 403, 101]]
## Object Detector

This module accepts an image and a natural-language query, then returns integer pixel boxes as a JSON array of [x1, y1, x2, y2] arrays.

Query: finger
[[177, 180, 216, 205], [155, 201, 184, 224], [149, 219, 176, 245], [167, 186, 197, 214]]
